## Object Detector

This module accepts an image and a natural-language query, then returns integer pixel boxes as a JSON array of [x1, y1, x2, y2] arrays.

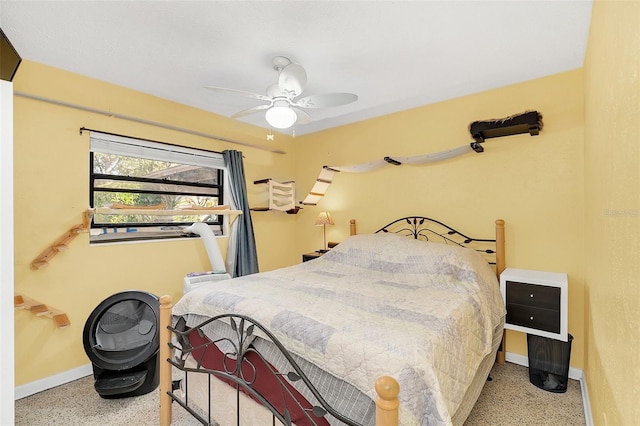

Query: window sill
[[89, 228, 224, 245]]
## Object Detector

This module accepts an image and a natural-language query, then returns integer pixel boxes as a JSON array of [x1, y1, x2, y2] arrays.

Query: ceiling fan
[[205, 56, 358, 129]]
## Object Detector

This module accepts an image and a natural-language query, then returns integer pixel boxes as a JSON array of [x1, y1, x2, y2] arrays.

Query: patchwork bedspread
[[173, 233, 506, 425]]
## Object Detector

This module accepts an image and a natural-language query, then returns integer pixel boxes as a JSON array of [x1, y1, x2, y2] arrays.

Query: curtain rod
[[14, 91, 286, 155]]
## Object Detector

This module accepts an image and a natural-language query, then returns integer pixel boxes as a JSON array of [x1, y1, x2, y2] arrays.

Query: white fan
[[205, 56, 358, 129]]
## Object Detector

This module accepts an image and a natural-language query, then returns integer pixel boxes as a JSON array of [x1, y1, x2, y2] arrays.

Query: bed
[[159, 216, 506, 426]]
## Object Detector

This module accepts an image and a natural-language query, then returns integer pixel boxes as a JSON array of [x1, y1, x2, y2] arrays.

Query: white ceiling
[[1, 1, 592, 136]]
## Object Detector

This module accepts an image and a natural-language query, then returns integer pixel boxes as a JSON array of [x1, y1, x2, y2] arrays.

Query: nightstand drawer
[[506, 281, 560, 311], [506, 303, 561, 334]]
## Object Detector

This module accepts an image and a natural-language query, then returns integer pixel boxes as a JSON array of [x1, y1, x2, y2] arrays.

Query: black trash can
[[83, 291, 160, 399], [527, 333, 573, 393]]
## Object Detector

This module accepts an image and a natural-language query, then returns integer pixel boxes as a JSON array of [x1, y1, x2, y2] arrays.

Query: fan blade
[[278, 64, 307, 98], [293, 93, 358, 109], [292, 108, 312, 124], [231, 104, 271, 119], [204, 86, 272, 102]]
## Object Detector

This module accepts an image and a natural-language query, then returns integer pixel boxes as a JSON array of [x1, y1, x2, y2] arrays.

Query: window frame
[[88, 131, 227, 244]]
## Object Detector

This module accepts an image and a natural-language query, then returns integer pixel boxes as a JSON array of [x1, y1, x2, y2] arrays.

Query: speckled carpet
[[15, 362, 585, 425]]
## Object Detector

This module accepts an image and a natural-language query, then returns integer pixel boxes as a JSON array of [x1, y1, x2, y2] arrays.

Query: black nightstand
[[500, 268, 572, 393], [302, 252, 323, 262], [500, 268, 568, 341]]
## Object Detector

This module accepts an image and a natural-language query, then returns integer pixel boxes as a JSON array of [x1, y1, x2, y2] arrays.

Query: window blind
[[89, 131, 225, 169]]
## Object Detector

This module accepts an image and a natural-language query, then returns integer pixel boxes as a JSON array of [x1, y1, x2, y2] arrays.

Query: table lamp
[[314, 211, 334, 252]]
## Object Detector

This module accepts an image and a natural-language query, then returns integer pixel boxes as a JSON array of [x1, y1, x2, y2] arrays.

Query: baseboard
[[505, 351, 592, 425], [15, 363, 93, 400], [579, 371, 594, 426]]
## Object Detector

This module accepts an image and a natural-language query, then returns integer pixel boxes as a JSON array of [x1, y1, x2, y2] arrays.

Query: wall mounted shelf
[[251, 178, 301, 214], [31, 210, 92, 269], [15, 294, 70, 328], [468, 110, 543, 152], [32, 207, 242, 269]]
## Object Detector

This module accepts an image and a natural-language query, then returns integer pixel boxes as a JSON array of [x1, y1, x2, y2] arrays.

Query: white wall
[[0, 79, 15, 424]]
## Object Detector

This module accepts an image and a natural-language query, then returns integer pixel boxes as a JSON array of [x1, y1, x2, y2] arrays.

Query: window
[[89, 131, 225, 244]]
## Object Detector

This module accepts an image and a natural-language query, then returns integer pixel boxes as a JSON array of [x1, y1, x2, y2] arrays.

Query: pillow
[[322, 232, 491, 277]]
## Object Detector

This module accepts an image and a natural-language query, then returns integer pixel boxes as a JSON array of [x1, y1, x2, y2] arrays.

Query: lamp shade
[[314, 211, 334, 226], [265, 106, 297, 129]]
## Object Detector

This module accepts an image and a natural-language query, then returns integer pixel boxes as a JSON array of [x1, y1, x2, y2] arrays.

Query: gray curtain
[[222, 150, 259, 277]]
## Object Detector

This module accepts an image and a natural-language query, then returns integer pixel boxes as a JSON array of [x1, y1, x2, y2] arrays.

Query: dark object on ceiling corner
[[0, 27, 22, 82], [469, 111, 543, 144]]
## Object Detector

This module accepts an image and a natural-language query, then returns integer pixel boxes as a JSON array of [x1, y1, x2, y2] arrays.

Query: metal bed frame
[[159, 217, 506, 426]]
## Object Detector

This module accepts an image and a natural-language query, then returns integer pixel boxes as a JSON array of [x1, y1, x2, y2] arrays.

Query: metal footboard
[[166, 313, 365, 426]]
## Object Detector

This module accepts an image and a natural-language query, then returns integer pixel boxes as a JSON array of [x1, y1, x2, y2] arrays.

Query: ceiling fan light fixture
[[265, 105, 297, 129]]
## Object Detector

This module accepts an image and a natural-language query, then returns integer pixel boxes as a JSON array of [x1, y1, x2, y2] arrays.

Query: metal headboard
[[375, 216, 497, 264]]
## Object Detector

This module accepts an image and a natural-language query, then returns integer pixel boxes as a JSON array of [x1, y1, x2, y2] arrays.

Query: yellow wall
[[583, 1, 640, 424], [12, 60, 298, 385], [15, 60, 590, 390], [295, 70, 586, 369]]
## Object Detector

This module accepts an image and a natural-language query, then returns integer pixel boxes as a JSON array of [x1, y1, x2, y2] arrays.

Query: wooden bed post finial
[[350, 219, 357, 236], [494, 219, 507, 365], [495, 219, 505, 277], [375, 375, 400, 426], [159, 295, 173, 426]]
